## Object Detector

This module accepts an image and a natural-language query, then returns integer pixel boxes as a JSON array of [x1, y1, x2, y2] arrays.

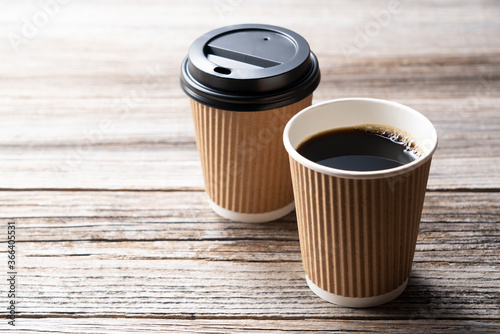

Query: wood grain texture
[[0, 191, 499, 331], [0, 0, 499, 332], [0, 2, 499, 191]]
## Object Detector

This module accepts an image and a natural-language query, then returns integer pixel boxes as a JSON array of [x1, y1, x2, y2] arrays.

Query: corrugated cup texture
[[289, 158, 432, 298], [191, 95, 312, 214]]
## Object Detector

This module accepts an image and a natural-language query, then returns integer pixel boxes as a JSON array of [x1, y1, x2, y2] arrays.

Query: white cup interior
[[283, 98, 438, 179]]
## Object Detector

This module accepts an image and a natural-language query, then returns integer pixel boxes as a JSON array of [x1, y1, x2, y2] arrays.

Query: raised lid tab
[[180, 24, 320, 111], [206, 29, 296, 69]]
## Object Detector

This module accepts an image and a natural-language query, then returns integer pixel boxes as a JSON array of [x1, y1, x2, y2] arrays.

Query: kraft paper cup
[[190, 95, 312, 222], [181, 24, 320, 222], [283, 98, 438, 307]]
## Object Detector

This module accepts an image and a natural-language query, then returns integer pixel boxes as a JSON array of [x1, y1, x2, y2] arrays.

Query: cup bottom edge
[[306, 275, 408, 308], [207, 198, 295, 223]]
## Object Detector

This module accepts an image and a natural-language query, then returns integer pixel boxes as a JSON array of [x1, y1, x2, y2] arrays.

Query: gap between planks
[[1, 188, 500, 192]]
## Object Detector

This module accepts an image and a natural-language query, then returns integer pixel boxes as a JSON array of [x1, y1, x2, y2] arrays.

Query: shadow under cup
[[283, 98, 438, 308]]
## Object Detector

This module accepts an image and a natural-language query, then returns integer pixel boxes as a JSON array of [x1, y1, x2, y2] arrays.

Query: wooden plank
[[0, 189, 498, 222], [10, 229, 498, 265], [1, 145, 500, 190], [2, 258, 498, 319], [2, 318, 499, 334], [0, 146, 204, 190], [0, 191, 498, 264]]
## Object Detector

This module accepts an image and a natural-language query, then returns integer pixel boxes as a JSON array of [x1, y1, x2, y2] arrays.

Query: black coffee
[[297, 125, 420, 171]]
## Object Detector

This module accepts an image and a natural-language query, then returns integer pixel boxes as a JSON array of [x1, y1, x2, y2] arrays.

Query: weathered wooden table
[[1, 0, 499, 332]]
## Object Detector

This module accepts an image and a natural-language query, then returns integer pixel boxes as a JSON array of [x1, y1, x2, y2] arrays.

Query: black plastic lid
[[180, 24, 320, 111]]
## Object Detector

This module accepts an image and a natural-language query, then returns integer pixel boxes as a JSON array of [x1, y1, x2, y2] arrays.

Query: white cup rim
[[283, 98, 438, 179]]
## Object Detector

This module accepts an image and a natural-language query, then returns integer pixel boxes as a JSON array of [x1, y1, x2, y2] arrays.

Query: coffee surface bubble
[[356, 124, 423, 158]]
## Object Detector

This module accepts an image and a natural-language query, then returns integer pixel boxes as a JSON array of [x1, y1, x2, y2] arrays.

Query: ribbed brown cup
[[283, 98, 438, 307], [191, 95, 312, 215], [289, 157, 432, 298]]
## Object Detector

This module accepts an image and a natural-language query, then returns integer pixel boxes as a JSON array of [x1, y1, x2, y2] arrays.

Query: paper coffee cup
[[181, 24, 320, 222], [283, 98, 438, 307]]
